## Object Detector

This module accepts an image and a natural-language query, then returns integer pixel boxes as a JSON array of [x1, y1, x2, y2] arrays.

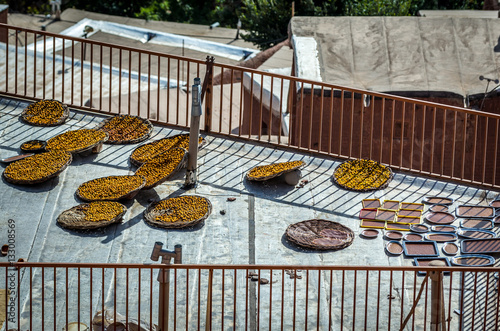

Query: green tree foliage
[[239, 0, 339, 50], [2, 0, 485, 49]]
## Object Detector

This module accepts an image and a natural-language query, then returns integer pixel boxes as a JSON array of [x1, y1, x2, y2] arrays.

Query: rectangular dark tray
[[461, 238, 500, 254], [413, 257, 451, 276], [403, 241, 439, 257], [456, 205, 495, 218]]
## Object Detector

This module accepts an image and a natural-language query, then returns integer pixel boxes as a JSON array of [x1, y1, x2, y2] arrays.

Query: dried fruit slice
[[46, 129, 108, 154], [246, 160, 305, 181], [57, 201, 127, 230], [77, 175, 146, 201], [130, 133, 204, 166], [20, 99, 69, 126], [96, 115, 153, 144], [134, 147, 187, 189], [3, 150, 72, 185], [144, 195, 212, 228], [333, 159, 392, 191]]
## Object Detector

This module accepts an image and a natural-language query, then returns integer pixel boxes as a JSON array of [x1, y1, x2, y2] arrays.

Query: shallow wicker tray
[[20, 140, 47, 153], [130, 133, 206, 166], [285, 219, 354, 251], [332, 159, 393, 192], [20, 99, 70, 126], [76, 175, 146, 202], [144, 195, 212, 229], [95, 115, 153, 144], [3, 151, 72, 185], [46, 130, 109, 155], [246, 161, 305, 181], [135, 148, 188, 190], [57, 202, 127, 230]]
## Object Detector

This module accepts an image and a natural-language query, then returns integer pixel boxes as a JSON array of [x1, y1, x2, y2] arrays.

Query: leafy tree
[[239, 0, 339, 50]]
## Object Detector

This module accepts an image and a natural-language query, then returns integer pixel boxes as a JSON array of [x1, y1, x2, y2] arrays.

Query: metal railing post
[[150, 242, 182, 331], [184, 77, 202, 189]]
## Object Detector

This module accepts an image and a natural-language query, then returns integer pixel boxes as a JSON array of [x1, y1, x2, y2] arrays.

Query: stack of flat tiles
[[359, 199, 424, 231]]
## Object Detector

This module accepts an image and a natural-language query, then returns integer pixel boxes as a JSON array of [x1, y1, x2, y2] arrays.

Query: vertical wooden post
[[429, 261, 446, 331], [202, 56, 215, 133]]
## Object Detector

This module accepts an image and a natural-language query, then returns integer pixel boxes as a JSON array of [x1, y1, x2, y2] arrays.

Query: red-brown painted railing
[[0, 23, 499, 189], [1, 262, 499, 330]]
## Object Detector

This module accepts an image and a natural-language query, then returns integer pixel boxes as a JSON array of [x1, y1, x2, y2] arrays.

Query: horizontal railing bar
[[1, 262, 498, 273]]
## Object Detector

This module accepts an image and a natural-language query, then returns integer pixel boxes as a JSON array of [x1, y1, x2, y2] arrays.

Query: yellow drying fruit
[[20, 140, 45, 151], [135, 148, 186, 188], [151, 196, 210, 223], [247, 160, 305, 179], [46, 129, 107, 153], [131, 134, 203, 165], [81, 201, 125, 222], [21, 99, 66, 125], [333, 159, 392, 191], [77, 175, 145, 201], [3, 150, 71, 182], [98, 115, 151, 142]]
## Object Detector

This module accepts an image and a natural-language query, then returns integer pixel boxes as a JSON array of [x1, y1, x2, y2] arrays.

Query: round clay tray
[[431, 225, 456, 233], [410, 224, 429, 233], [385, 241, 403, 255], [424, 211, 455, 225], [442, 242, 459, 255], [385, 231, 403, 240], [360, 229, 379, 239], [403, 233, 423, 241], [429, 204, 449, 213]]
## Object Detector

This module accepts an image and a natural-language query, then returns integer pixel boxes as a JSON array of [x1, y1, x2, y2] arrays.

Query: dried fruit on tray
[[144, 195, 212, 228], [77, 175, 146, 201], [20, 99, 69, 126], [135, 147, 187, 189], [246, 160, 305, 181], [46, 129, 107, 153], [333, 159, 392, 191], [3, 150, 72, 184], [96, 115, 153, 144], [57, 201, 127, 230], [20, 140, 47, 152], [130, 134, 204, 166]]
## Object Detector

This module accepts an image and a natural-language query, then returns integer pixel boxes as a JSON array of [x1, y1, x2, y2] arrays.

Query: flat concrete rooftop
[[0, 95, 499, 267], [1, 96, 500, 329]]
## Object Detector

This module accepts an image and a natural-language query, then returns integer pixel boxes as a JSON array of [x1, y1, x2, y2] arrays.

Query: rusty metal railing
[[1, 262, 499, 330], [0, 23, 499, 190]]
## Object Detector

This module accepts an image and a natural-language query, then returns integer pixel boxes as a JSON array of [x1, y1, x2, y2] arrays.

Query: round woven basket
[[135, 148, 188, 190], [20, 140, 47, 153], [285, 219, 354, 250], [3, 151, 72, 185], [20, 99, 70, 126], [95, 115, 153, 144], [76, 175, 146, 202], [130, 133, 206, 167], [332, 159, 393, 192], [246, 160, 305, 181], [46, 130, 109, 155], [144, 195, 212, 229], [57, 202, 127, 230]]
